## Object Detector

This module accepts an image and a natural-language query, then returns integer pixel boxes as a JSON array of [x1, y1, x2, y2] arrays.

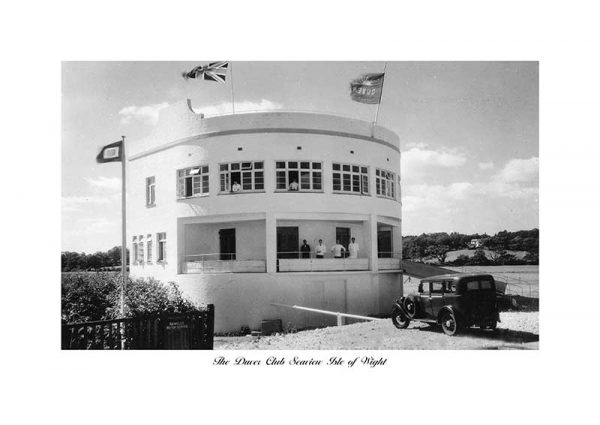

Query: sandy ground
[[214, 312, 539, 350]]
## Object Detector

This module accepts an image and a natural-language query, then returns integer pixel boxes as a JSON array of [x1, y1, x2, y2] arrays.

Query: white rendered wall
[[126, 102, 402, 331], [177, 271, 402, 333]]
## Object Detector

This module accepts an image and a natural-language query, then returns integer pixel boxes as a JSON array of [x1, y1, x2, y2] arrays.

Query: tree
[[425, 244, 450, 264], [468, 249, 490, 266]]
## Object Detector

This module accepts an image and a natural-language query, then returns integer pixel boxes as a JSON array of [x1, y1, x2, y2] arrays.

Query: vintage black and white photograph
[[61, 61, 539, 350]]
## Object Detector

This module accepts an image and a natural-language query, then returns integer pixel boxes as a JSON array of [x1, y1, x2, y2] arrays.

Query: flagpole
[[372, 62, 388, 137], [230, 62, 235, 114], [120, 135, 127, 317]]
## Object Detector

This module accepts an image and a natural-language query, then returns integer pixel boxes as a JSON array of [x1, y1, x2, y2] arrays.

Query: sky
[[62, 61, 538, 253]]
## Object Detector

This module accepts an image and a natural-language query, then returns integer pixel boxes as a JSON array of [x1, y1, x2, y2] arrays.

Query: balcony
[[278, 257, 369, 272], [182, 254, 266, 274], [377, 251, 402, 270]]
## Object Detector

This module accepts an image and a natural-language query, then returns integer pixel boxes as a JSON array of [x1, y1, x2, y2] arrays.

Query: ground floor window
[[275, 161, 322, 191], [132, 236, 138, 264], [137, 235, 144, 263], [146, 234, 153, 263], [157, 232, 167, 262]]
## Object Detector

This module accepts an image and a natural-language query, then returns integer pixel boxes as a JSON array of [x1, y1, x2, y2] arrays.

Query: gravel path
[[214, 312, 539, 350]]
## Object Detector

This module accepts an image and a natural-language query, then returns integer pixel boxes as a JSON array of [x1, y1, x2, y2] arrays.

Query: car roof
[[422, 273, 494, 281]]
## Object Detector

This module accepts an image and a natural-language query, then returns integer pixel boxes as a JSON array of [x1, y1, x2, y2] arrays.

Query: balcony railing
[[277, 251, 368, 272], [377, 251, 402, 270], [182, 253, 266, 274]]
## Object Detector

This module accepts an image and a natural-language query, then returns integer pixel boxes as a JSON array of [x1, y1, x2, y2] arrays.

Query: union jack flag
[[182, 61, 229, 83]]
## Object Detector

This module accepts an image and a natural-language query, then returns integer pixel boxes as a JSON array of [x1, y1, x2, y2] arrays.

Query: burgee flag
[[350, 73, 385, 104], [182, 61, 229, 83], [96, 140, 123, 163]]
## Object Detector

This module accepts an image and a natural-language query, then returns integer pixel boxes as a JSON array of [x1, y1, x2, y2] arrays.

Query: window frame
[[176, 165, 210, 199], [137, 235, 145, 264], [332, 162, 370, 195], [157, 232, 167, 263], [145, 176, 156, 207], [375, 168, 397, 200], [146, 234, 153, 264], [218, 161, 265, 194], [132, 236, 138, 265], [274, 160, 323, 192]]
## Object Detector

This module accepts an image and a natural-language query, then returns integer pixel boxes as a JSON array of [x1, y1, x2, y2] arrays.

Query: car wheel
[[391, 307, 410, 329], [403, 297, 418, 318], [440, 311, 459, 336]]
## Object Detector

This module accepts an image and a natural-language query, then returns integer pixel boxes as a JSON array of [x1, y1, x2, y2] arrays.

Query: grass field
[[403, 265, 539, 299]]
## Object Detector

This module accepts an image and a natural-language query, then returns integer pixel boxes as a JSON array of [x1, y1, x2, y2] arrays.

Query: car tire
[[403, 297, 418, 319], [440, 311, 459, 336], [391, 307, 410, 329]]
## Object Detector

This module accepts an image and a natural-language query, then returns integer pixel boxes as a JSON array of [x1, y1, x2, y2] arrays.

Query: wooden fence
[[62, 305, 214, 350]]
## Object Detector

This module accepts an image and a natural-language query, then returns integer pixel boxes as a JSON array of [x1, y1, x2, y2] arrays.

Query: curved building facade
[[127, 100, 403, 332]]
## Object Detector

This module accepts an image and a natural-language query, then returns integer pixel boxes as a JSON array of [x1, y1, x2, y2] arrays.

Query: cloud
[[495, 157, 539, 183], [478, 161, 494, 170], [85, 176, 121, 191], [191, 99, 282, 116], [62, 196, 111, 212], [119, 102, 169, 125], [402, 145, 467, 182]]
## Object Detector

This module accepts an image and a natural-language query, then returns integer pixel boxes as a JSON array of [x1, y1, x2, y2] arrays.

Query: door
[[428, 280, 446, 318], [219, 228, 236, 260], [377, 229, 392, 258], [277, 227, 299, 259], [336, 227, 351, 258]]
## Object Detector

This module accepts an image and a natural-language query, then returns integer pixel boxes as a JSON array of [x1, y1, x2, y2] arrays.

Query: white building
[[127, 100, 403, 333]]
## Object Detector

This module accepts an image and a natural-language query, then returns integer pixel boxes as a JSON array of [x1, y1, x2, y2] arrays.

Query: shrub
[[61, 272, 199, 323]]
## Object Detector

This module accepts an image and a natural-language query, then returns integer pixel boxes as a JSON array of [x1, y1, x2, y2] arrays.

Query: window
[[132, 236, 138, 265], [431, 282, 444, 294], [480, 280, 493, 290], [332, 163, 369, 194], [466, 281, 479, 291], [177, 165, 209, 198], [375, 168, 396, 199], [137, 235, 144, 264], [146, 234, 153, 263], [157, 232, 167, 262], [275, 161, 322, 191], [219, 161, 264, 193], [146, 176, 156, 207]]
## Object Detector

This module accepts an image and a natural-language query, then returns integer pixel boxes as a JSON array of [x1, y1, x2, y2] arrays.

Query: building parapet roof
[[128, 99, 400, 159]]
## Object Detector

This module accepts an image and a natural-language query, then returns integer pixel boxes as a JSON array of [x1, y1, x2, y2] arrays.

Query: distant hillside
[[402, 229, 538, 266]]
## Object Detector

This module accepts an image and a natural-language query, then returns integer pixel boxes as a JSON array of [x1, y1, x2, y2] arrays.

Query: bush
[[61, 272, 199, 323]]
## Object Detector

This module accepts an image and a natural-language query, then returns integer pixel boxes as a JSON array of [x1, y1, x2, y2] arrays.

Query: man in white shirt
[[348, 237, 359, 259], [331, 240, 346, 259], [315, 239, 326, 258], [232, 181, 241, 192]]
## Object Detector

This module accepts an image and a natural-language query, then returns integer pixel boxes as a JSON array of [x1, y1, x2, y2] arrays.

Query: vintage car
[[391, 273, 500, 336]]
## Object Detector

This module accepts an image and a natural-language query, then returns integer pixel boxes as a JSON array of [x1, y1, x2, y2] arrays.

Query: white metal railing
[[377, 251, 402, 270], [183, 253, 265, 273]]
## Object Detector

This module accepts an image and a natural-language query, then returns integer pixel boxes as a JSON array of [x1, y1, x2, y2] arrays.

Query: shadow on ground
[[418, 324, 539, 344]]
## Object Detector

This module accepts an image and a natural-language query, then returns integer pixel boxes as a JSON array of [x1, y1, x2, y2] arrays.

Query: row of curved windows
[[146, 161, 399, 207]]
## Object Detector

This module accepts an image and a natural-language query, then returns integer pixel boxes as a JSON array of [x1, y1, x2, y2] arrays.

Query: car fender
[[437, 305, 461, 324], [392, 297, 411, 318]]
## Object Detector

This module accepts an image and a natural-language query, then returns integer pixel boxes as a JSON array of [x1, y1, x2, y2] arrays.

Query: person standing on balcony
[[331, 240, 346, 259], [300, 240, 311, 259], [348, 237, 359, 259], [315, 239, 326, 259]]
